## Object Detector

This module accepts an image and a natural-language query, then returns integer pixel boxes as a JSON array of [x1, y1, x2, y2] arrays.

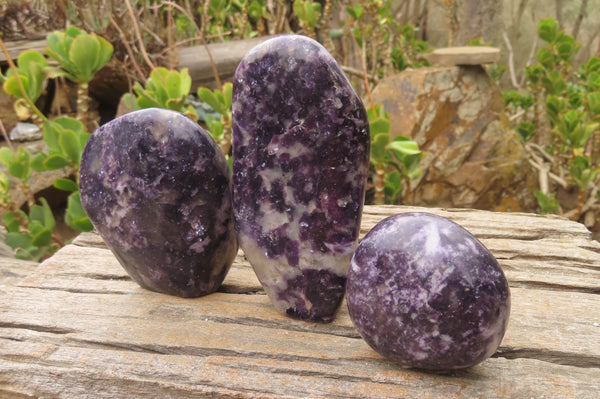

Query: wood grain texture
[[0, 39, 47, 63], [1, 205, 599, 398], [177, 36, 273, 89], [0, 257, 38, 295]]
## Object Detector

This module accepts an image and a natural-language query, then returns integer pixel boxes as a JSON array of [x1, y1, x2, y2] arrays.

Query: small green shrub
[[368, 104, 422, 205], [123, 67, 198, 121], [44, 26, 113, 125], [504, 17, 600, 223], [0, 28, 107, 260]]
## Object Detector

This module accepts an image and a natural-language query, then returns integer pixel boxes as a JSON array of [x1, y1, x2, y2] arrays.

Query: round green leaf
[[0, 147, 15, 167], [54, 178, 79, 192], [65, 192, 93, 232], [197, 87, 224, 114], [43, 154, 71, 170], [5, 232, 32, 251], [31, 227, 53, 247], [32, 153, 48, 172], [538, 18, 558, 43], [59, 129, 81, 165], [3, 75, 29, 99], [8, 162, 25, 179], [3, 212, 22, 233], [371, 133, 390, 163], [386, 139, 421, 156]]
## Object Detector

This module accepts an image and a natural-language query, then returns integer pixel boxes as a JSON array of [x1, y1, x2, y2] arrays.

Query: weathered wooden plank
[[360, 206, 595, 241], [1, 205, 599, 398], [1, 339, 598, 398], [0, 38, 47, 63], [177, 36, 273, 89], [1, 285, 599, 398], [2, 279, 600, 365], [69, 205, 600, 295], [4, 279, 600, 371], [0, 257, 38, 295]]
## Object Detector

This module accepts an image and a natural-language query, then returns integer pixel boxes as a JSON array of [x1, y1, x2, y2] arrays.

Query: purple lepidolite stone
[[347, 212, 510, 370], [232, 35, 370, 322], [79, 108, 237, 298]]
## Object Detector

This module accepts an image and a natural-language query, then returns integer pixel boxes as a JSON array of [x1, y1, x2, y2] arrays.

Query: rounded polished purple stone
[[79, 108, 237, 298], [347, 212, 510, 370], [232, 35, 370, 322]]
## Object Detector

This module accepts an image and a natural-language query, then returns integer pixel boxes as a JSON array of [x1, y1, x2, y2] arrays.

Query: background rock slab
[[372, 65, 538, 212]]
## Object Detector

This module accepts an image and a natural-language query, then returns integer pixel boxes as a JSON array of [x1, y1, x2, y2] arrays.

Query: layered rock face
[[80, 108, 237, 298], [372, 66, 538, 212], [232, 35, 370, 322]]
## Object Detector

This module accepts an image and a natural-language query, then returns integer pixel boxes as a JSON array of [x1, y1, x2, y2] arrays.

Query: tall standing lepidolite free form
[[232, 35, 370, 322], [79, 108, 238, 298]]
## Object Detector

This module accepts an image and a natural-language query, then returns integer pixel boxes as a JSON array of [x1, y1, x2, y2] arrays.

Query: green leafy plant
[[197, 0, 269, 40], [124, 67, 198, 121], [0, 50, 48, 127], [337, 1, 427, 205], [35, 117, 93, 233], [0, 121, 92, 260], [504, 17, 600, 224], [343, 0, 431, 86], [294, 0, 322, 38], [2, 198, 59, 261], [44, 26, 113, 125], [0, 28, 108, 260], [368, 104, 422, 205], [34, 117, 91, 171], [391, 23, 430, 72], [0, 146, 65, 261], [534, 190, 560, 214], [197, 82, 233, 156]]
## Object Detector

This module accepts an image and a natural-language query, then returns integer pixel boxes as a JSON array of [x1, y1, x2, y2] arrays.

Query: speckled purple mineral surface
[[79, 108, 237, 298], [232, 35, 370, 322], [347, 212, 510, 370]]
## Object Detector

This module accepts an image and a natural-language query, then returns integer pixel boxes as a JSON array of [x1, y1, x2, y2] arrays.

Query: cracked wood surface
[[1, 205, 599, 398]]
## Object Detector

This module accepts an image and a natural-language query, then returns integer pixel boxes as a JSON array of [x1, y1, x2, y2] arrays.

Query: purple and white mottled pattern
[[232, 35, 370, 322], [80, 108, 237, 298], [347, 212, 510, 370]]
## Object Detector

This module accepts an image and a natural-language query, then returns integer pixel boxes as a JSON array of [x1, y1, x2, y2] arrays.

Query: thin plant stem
[[349, 23, 374, 110], [374, 164, 386, 205], [167, 5, 175, 69], [76, 83, 89, 127], [161, 0, 222, 90], [157, 32, 232, 58], [109, 16, 146, 82], [0, 119, 15, 153], [124, 0, 155, 70]]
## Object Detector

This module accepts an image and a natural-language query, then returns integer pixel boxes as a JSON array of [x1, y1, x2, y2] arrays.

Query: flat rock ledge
[[421, 46, 501, 66]]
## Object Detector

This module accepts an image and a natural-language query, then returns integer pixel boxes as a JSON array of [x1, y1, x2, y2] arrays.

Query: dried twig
[[341, 66, 377, 84], [0, 119, 15, 153], [520, 34, 539, 87], [525, 142, 569, 195], [109, 16, 146, 82], [509, 109, 526, 122], [502, 31, 521, 90], [564, 184, 598, 220], [124, 0, 155, 70], [157, 32, 233, 58], [161, 0, 222, 90]]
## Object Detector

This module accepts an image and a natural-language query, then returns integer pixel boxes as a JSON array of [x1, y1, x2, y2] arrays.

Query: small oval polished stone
[[80, 108, 237, 298], [232, 35, 370, 322], [347, 212, 510, 370]]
